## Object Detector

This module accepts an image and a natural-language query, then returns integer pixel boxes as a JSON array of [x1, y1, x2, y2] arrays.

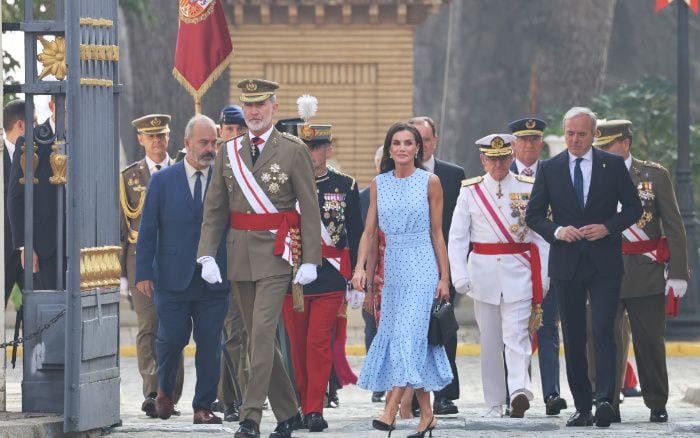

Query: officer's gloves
[[120, 277, 129, 297], [665, 278, 688, 298], [199, 256, 223, 284], [346, 288, 365, 309], [294, 263, 318, 285], [454, 277, 471, 295]]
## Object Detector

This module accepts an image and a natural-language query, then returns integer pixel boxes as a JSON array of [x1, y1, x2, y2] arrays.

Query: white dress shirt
[[5, 139, 16, 162], [248, 126, 273, 153], [423, 155, 436, 173], [183, 159, 210, 201], [515, 159, 538, 177], [145, 156, 171, 175], [567, 148, 593, 205]]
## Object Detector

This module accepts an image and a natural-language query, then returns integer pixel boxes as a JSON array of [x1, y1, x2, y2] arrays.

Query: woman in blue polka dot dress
[[352, 122, 453, 437]]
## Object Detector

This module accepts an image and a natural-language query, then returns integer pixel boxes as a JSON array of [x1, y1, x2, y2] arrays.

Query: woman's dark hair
[[379, 122, 425, 174]]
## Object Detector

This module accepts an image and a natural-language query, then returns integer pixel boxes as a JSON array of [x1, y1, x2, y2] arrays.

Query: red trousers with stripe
[[282, 291, 344, 414]]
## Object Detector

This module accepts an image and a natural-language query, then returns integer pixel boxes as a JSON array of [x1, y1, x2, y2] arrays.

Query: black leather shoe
[[372, 391, 386, 403], [622, 386, 642, 397], [211, 400, 223, 412], [594, 401, 615, 428], [269, 416, 295, 438], [566, 411, 593, 427], [433, 397, 458, 415], [306, 412, 328, 432], [412, 407, 421, 418], [223, 403, 240, 422], [509, 393, 530, 418], [172, 406, 181, 416], [544, 394, 568, 415], [235, 419, 261, 438], [326, 392, 339, 408], [650, 408, 668, 423], [142, 392, 157, 418]]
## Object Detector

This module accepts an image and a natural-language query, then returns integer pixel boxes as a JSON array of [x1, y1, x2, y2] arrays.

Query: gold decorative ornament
[[49, 142, 67, 185], [37, 36, 67, 80], [80, 246, 121, 291], [120, 173, 146, 244], [491, 136, 504, 149], [528, 303, 543, 335], [79, 44, 119, 62], [19, 144, 39, 185], [525, 119, 536, 129], [79, 17, 114, 27], [246, 80, 257, 91], [80, 78, 113, 87]]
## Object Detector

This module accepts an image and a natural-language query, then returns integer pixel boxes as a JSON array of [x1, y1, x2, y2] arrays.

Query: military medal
[[262, 163, 287, 194]]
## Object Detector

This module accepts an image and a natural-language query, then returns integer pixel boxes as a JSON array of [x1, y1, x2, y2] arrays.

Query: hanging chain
[[0, 309, 66, 349]]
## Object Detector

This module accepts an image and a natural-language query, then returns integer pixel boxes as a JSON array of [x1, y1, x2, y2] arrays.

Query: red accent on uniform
[[321, 245, 352, 279], [622, 237, 669, 263], [230, 211, 300, 256]]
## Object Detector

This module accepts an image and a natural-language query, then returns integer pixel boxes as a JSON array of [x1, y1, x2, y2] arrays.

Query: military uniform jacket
[[448, 172, 549, 305], [197, 129, 322, 282], [119, 156, 172, 284], [621, 157, 689, 298], [301, 167, 362, 295]]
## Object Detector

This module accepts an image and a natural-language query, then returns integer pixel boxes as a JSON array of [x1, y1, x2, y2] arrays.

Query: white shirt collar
[[248, 126, 274, 152], [624, 154, 632, 170], [5, 138, 16, 162], [568, 147, 593, 164], [183, 158, 210, 180], [145, 155, 170, 174], [515, 158, 538, 175], [423, 155, 436, 173]]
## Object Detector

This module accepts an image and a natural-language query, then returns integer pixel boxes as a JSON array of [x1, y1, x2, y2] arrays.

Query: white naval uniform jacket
[[448, 172, 549, 305]]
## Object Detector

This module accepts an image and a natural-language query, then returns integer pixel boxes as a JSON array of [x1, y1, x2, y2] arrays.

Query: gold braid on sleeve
[[119, 173, 145, 244]]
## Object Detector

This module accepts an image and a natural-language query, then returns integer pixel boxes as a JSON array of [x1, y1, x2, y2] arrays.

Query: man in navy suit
[[135, 114, 230, 424], [525, 107, 642, 428], [508, 117, 567, 416], [410, 116, 466, 416]]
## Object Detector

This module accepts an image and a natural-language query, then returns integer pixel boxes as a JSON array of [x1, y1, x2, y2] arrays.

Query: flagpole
[[195, 96, 202, 114]]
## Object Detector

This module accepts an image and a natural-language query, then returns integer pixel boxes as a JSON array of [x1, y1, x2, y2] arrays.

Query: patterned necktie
[[194, 170, 203, 215], [251, 137, 264, 164], [574, 157, 584, 210], [522, 167, 534, 177]]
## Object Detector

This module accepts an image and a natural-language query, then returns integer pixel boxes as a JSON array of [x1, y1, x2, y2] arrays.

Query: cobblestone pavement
[[8, 353, 697, 437]]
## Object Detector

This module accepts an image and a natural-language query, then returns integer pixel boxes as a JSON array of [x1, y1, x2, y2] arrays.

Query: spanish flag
[[655, 0, 699, 13], [173, 0, 234, 108]]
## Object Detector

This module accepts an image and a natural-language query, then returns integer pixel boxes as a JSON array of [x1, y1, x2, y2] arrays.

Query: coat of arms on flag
[[179, 0, 216, 23]]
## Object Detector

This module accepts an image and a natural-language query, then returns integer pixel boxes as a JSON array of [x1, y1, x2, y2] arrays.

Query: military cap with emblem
[[593, 119, 633, 148], [237, 78, 279, 103], [291, 94, 333, 148], [475, 133, 516, 157], [131, 114, 171, 134], [508, 117, 546, 137], [220, 104, 246, 126]]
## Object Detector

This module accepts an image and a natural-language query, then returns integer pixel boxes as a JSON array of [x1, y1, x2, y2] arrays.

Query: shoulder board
[[643, 160, 664, 170], [515, 174, 535, 184], [327, 165, 357, 187], [461, 176, 484, 187], [120, 161, 139, 174], [280, 131, 306, 146]]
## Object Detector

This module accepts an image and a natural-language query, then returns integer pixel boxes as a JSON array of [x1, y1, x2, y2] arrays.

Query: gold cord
[[119, 173, 145, 244]]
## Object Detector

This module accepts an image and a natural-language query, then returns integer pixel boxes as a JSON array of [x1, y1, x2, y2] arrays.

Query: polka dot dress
[[358, 168, 453, 392]]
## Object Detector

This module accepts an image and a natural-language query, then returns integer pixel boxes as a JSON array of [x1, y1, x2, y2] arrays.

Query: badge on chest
[[322, 191, 347, 244]]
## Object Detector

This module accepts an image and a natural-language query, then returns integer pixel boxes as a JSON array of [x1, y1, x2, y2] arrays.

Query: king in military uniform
[[119, 114, 183, 417], [448, 134, 549, 419], [275, 110, 362, 432], [594, 119, 688, 423], [197, 79, 322, 438]]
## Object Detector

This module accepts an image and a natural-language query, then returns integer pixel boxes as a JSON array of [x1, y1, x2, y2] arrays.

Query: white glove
[[200, 256, 223, 284], [666, 279, 688, 298], [454, 277, 471, 295], [349, 289, 365, 309], [294, 263, 317, 285], [120, 277, 129, 297]]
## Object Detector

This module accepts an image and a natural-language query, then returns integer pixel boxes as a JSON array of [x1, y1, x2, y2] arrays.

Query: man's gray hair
[[562, 107, 597, 132], [184, 114, 216, 139]]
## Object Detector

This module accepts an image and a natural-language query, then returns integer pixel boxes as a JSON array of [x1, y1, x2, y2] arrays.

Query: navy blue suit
[[135, 161, 230, 410], [525, 148, 642, 412], [510, 160, 561, 401]]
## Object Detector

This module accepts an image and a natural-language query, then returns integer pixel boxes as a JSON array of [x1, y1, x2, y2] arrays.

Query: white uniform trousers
[[473, 296, 533, 407]]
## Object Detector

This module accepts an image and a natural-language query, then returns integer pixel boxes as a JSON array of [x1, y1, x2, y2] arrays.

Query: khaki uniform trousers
[[237, 275, 298, 425], [131, 283, 184, 403], [218, 283, 250, 404]]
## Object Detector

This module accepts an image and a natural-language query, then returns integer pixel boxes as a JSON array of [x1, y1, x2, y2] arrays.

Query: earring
[[389, 154, 393, 160], [415, 154, 418, 159]]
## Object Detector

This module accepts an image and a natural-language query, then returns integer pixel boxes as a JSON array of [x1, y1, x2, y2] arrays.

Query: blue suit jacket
[[135, 161, 229, 292], [525, 148, 642, 281]]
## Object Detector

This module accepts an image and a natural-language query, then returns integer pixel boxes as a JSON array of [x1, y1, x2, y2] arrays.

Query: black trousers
[[554, 252, 621, 413], [4, 249, 23, 306]]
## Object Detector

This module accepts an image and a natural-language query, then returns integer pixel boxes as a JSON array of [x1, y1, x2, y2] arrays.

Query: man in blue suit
[[136, 114, 230, 424], [525, 107, 642, 428], [508, 117, 567, 416]]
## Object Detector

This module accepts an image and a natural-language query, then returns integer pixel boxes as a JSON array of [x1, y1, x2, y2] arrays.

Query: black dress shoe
[[622, 386, 642, 397], [544, 394, 568, 415], [142, 392, 158, 418], [306, 412, 328, 432], [326, 392, 339, 408], [235, 419, 261, 438], [432, 397, 458, 415], [211, 400, 223, 412], [270, 416, 295, 438], [650, 408, 668, 423], [372, 391, 386, 403], [224, 403, 240, 422], [594, 401, 615, 428], [566, 411, 594, 427], [509, 393, 530, 418], [172, 406, 181, 416]]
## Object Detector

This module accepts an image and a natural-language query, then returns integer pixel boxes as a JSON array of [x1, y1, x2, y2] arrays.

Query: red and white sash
[[622, 224, 656, 261], [227, 138, 294, 265]]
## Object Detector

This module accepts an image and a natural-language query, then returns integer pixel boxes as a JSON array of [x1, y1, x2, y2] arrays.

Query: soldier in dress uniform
[[276, 115, 363, 432], [197, 79, 322, 438], [119, 114, 183, 417], [448, 134, 549, 419], [593, 119, 688, 423]]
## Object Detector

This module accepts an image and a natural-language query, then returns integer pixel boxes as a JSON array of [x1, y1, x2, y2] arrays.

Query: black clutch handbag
[[427, 299, 458, 346]]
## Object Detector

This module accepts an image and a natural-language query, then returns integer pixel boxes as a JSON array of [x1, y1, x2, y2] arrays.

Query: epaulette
[[515, 174, 535, 184], [461, 176, 483, 187], [643, 160, 664, 170], [328, 165, 357, 188], [120, 161, 139, 174], [280, 131, 306, 146]]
